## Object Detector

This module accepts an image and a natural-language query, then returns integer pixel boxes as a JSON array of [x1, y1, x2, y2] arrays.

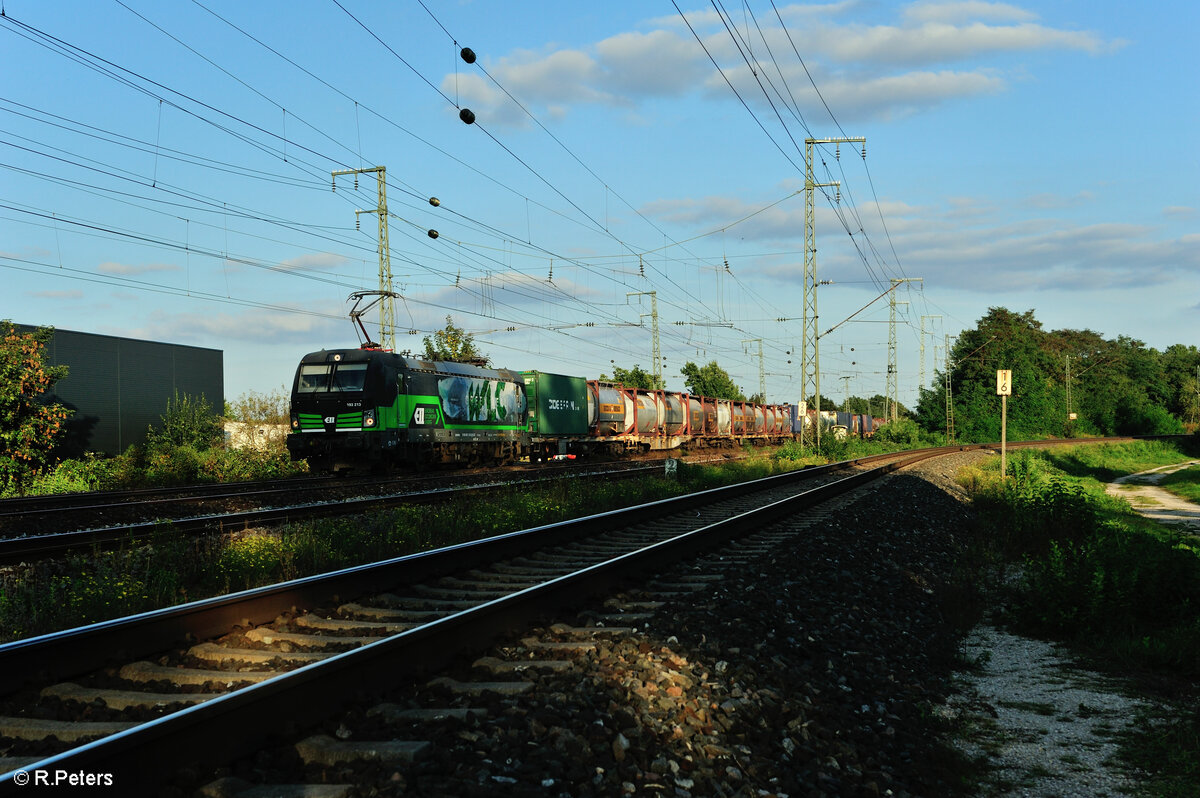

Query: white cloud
[[443, 4, 1120, 126], [903, 1, 1039, 25], [594, 29, 711, 96], [1022, 191, 1095, 210], [1, 246, 52, 260], [804, 69, 1006, 119], [414, 269, 608, 318], [96, 261, 180, 275], [277, 253, 349, 272], [28, 289, 84, 299], [819, 22, 1116, 65], [132, 308, 344, 346]]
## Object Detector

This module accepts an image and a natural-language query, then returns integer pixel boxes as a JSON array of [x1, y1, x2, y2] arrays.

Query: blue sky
[[2, 1, 1196, 411]]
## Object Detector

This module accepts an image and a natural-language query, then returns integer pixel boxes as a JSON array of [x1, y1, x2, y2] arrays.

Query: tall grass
[[960, 442, 1200, 798], [965, 445, 1200, 675], [1157, 464, 1200, 504]]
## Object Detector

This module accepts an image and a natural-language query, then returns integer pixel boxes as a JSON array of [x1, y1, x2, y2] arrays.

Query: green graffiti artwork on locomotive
[[286, 348, 528, 471]]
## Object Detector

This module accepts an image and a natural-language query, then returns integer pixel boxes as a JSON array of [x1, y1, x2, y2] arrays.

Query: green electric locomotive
[[286, 347, 528, 472]]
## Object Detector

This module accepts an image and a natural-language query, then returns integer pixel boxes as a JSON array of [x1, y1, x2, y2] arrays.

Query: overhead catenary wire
[[2, 4, 918, 402]]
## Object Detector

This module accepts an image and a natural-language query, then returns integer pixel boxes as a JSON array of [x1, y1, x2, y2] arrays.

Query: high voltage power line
[[0, 3, 919, 399]]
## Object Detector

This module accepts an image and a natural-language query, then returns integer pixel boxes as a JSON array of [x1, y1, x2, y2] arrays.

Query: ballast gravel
[[225, 451, 1160, 797]]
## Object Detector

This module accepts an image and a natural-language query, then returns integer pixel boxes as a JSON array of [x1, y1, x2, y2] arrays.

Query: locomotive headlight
[[290, 414, 299, 429], [363, 409, 376, 427]]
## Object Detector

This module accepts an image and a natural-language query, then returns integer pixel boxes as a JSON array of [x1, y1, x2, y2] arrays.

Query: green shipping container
[[522, 371, 589, 436]]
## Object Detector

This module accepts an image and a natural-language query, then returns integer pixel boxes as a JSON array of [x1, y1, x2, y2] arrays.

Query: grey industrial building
[[17, 324, 224, 455]]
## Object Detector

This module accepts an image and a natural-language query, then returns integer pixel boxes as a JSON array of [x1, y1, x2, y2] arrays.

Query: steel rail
[[0, 473, 344, 514], [0, 457, 867, 690], [0, 451, 926, 795], [2, 437, 1184, 792], [0, 463, 665, 564]]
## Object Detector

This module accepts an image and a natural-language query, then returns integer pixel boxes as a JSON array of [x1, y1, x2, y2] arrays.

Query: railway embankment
[[198, 452, 984, 796], [344, 445, 1196, 796], [5, 442, 1197, 795]]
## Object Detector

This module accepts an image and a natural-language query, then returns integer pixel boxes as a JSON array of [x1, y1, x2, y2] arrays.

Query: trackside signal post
[[997, 369, 1012, 477]]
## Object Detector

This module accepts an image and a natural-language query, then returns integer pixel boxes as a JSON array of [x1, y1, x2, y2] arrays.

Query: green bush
[[1118, 402, 1186, 436], [146, 391, 223, 451], [968, 444, 1200, 677], [144, 443, 203, 486], [199, 446, 297, 482], [874, 417, 933, 448], [24, 453, 122, 494], [218, 534, 285, 591]]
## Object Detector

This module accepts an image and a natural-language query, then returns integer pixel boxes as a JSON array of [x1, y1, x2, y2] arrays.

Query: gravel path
[[943, 625, 1153, 798], [1104, 459, 1200, 534], [938, 454, 1198, 798]]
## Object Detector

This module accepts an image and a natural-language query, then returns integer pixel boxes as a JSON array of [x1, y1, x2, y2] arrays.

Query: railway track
[[0, 459, 675, 564], [0, 447, 929, 794], [0, 436, 1177, 793], [0, 450, 720, 533], [0, 456, 686, 534]]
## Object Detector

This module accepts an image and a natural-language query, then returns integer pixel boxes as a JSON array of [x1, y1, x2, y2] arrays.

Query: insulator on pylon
[[460, 47, 476, 64], [355, 218, 360, 231], [353, 177, 358, 191], [459, 108, 476, 125]]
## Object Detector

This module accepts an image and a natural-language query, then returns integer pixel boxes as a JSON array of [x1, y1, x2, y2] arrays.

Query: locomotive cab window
[[298, 364, 332, 393], [297, 362, 369, 393], [331, 362, 368, 392]]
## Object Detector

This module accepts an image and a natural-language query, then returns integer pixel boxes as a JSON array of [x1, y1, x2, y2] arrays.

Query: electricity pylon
[[886, 278, 921, 423], [742, 338, 765, 399], [945, 334, 956, 444], [627, 291, 660, 387], [803, 136, 863, 447], [920, 315, 942, 392], [333, 166, 394, 350]]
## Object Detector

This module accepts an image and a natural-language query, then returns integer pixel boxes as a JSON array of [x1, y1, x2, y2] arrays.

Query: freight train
[[285, 347, 837, 473]]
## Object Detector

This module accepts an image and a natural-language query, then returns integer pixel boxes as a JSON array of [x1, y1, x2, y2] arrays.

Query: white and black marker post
[[996, 369, 1012, 477]]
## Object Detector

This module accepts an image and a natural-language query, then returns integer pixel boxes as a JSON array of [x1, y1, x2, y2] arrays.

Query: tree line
[[914, 307, 1199, 440]]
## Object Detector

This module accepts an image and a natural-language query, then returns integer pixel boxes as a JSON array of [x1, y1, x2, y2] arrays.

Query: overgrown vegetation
[[958, 440, 1200, 796], [9, 386, 303, 497], [1156, 464, 1200, 504], [0, 321, 70, 495], [914, 307, 1199, 441], [0, 452, 802, 641]]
